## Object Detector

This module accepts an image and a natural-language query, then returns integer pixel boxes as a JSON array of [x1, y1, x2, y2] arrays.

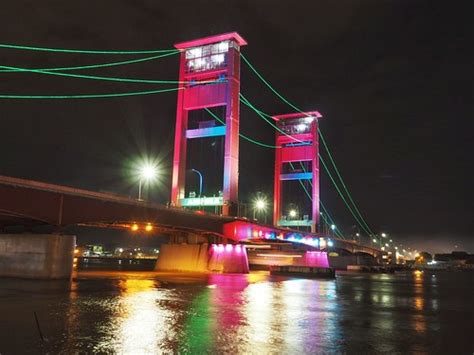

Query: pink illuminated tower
[[273, 112, 323, 233], [171, 33, 247, 216]]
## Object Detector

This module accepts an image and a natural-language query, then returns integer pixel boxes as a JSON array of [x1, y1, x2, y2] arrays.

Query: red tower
[[273, 112, 323, 233], [171, 33, 247, 216]]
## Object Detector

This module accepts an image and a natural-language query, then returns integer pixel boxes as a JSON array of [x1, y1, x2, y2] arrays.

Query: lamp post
[[137, 164, 157, 201], [253, 199, 267, 223], [191, 169, 203, 196]]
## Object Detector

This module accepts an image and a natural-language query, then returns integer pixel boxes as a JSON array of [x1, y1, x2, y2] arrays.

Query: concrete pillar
[[155, 243, 250, 273], [155, 244, 209, 272], [0, 234, 75, 279]]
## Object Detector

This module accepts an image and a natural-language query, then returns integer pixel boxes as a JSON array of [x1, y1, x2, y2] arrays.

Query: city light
[[145, 223, 153, 232], [373, 238, 377, 243], [255, 199, 266, 210], [331, 224, 336, 231], [381, 233, 387, 238], [289, 209, 297, 218], [136, 160, 159, 201], [131, 223, 139, 231]]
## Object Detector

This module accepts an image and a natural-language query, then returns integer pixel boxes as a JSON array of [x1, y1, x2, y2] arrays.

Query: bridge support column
[[0, 234, 75, 279], [155, 243, 249, 273]]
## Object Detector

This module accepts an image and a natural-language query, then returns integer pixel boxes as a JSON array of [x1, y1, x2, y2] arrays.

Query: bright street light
[[381, 233, 387, 238], [331, 224, 336, 231], [255, 199, 266, 210], [253, 198, 267, 222], [289, 209, 297, 218], [137, 163, 158, 200]]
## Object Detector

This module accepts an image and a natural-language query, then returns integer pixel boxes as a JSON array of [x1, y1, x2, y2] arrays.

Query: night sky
[[1, 0, 472, 253]]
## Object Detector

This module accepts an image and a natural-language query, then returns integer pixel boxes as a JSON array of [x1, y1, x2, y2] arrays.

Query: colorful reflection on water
[[0, 271, 472, 354]]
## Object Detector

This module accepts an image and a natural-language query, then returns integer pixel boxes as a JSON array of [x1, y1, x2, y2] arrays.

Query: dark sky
[[1, 0, 472, 253]]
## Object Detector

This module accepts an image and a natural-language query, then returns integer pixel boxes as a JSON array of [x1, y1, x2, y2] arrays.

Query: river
[[0, 270, 473, 354]]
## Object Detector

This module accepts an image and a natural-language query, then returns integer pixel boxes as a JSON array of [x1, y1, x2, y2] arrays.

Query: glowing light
[[296, 123, 307, 132], [235, 245, 242, 253], [381, 233, 387, 238], [0, 42, 177, 55], [145, 223, 153, 232], [140, 165, 157, 181], [331, 224, 336, 231], [289, 210, 297, 218], [218, 244, 224, 252], [225, 244, 233, 252], [373, 238, 377, 243], [320, 238, 327, 248], [74, 248, 79, 254], [212, 244, 218, 251], [118, 248, 124, 253], [256, 254, 303, 258], [328, 240, 334, 247], [255, 199, 266, 210], [131, 223, 139, 231], [218, 41, 229, 52], [385, 243, 389, 247], [304, 116, 314, 124]]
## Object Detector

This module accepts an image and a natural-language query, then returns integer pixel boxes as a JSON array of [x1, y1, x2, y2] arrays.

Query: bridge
[[0, 32, 384, 279]]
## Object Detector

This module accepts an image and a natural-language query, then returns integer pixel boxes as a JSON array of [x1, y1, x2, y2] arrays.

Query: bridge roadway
[[0, 175, 381, 257]]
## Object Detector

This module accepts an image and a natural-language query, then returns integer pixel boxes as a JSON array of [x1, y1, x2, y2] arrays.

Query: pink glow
[[303, 251, 330, 268], [174, 32, 247, 49], [235, 245, 242, 253], [218, 244, 224, 252], [226, 244, 233, 252]]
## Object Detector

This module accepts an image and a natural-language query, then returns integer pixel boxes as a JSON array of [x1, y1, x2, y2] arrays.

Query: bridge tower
[[273, 112, 323, 233], [171, 33, 247, 216]]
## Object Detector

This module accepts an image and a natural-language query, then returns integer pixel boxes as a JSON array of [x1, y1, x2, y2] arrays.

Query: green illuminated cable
[[0, 63, 223, 86], [240, 91, 373, 235], [1, 64, 183, 84], [0, 51, 179, 73], [241, 53, 302, 114], [0, 43, 179, 55], [205, 107, 345, 238], [239, 56, 375, 235], [288, 162, 344, 238], [240, 93, 304, 143], [319, 155, 372, 236], [204, 108, 279, 149], [319, 132, 374, 235], [0, 86, 181, 99]]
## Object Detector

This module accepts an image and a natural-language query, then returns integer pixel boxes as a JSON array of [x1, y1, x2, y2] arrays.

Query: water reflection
[[1, 271, 471, 354]]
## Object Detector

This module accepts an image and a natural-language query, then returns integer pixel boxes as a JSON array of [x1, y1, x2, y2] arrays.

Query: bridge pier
[[0, 234, 75, 279], [155, 243, 249, 274]]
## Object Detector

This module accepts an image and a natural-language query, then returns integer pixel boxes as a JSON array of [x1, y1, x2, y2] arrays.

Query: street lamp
[[191, 169, 203, 196], [253, 199, 267, 222], [289, 209, 297, 218], [138, 164, 157, 201]]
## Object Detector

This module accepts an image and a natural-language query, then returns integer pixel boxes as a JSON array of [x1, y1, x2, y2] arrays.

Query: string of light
[[0, 51, 179, 73], [0, 43, 179, 55], [0, 87, 181, 100], [239, 55, 376, 236]]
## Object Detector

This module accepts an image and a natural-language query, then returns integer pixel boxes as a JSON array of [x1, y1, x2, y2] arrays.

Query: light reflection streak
[[117, 280, 167, 353]]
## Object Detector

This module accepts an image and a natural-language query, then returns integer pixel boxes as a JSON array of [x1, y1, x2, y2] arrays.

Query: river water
[[0, 270, 472, 354]]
